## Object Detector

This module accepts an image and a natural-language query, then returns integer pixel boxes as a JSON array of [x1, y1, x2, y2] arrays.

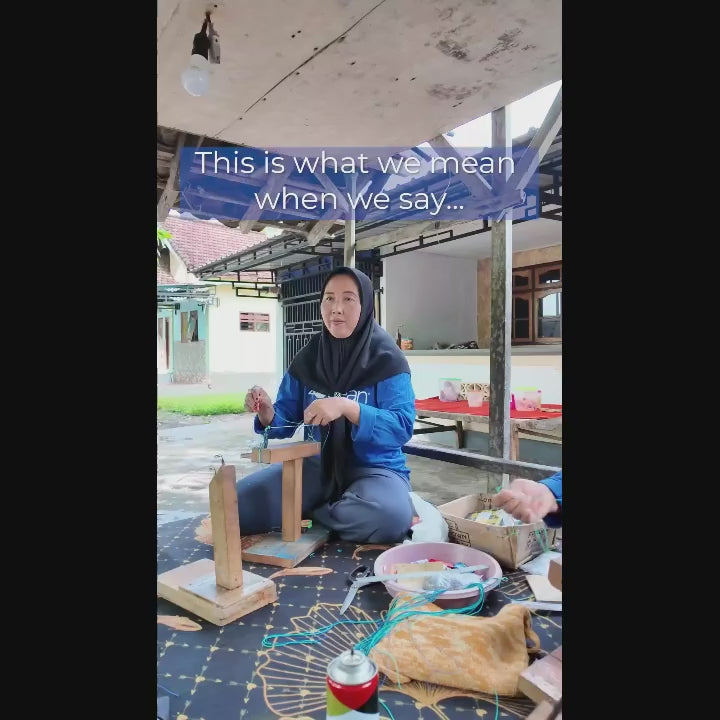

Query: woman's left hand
[[304, 398, 345, 426]]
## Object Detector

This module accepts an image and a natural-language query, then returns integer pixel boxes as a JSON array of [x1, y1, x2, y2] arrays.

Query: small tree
[[157, 227, 172, 262]]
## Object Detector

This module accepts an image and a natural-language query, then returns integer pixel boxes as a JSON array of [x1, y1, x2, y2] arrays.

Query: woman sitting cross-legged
[[237, 266, 416, 544]]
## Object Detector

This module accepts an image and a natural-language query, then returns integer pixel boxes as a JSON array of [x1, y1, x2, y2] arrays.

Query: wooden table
[[414, 406, 562, 460]]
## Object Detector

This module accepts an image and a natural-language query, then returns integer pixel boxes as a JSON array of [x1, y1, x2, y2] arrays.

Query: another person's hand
[[245, 386, 274, 427], [304, 398, 345, 426], [493, 478, 558, 524]]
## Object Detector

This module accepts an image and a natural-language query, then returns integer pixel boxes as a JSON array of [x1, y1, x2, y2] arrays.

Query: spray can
[[326, 648, 379, 719]]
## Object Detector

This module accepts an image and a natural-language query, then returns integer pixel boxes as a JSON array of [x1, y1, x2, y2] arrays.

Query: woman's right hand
[[245, 386, 275, 427]]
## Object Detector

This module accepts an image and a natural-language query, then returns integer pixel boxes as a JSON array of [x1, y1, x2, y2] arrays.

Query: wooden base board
[[519, 647, 562, 706], [157, 559, 277, 626], [241, 525, 330, 568]]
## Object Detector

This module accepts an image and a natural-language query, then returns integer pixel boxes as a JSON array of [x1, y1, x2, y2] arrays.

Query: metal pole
[[488, 105, 513, 488]]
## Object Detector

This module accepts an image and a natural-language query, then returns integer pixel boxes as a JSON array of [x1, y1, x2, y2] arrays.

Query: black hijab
[[288, 266, 410, 500]]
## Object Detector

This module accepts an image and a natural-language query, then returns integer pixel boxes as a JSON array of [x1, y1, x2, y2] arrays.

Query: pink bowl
[[373, 541, 502, 610]]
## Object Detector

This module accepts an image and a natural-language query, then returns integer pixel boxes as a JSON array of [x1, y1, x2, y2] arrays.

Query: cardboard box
[[438, 494, 556, 570], [548, 556, 562, 590]]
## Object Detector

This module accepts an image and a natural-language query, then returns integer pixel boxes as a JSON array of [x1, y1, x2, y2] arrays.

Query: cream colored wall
[[383, 251, 478, 348], [407, 351, 562, 404], [476, 243, 562, 347], [207, 285, 279, 374]]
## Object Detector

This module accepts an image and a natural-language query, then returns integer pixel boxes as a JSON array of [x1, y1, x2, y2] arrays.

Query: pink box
[[514, 389, 542, 411]]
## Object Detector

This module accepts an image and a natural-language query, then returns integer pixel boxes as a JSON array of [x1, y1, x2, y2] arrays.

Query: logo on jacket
[[308, 388, 369, 404]]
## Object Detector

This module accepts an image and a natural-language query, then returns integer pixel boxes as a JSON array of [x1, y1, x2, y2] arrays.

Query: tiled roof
[[157, 266, 176, 285], [160, 215, 273, 282]]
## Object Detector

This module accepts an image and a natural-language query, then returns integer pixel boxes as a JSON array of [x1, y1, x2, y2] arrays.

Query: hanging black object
[[190, 15, 212, 60]]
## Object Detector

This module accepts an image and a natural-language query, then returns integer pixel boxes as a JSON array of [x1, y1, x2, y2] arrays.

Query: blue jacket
[[539, 471, 562, 527], [254, 371, 416, 481]]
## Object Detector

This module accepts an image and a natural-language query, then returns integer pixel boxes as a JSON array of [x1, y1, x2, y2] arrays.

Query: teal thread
[[379, 698, 396, 720], [260, 584, 502, 720], [534, 526, 550, 553], [261, 583, 486, 652], [354, 582, 486, 656], [270, 408, 303, 430], [375, 650, 405, 690], [255, 408, 330, 459], [261, 618, 379, 648]]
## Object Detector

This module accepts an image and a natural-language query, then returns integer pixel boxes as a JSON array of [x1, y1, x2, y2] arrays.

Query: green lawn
[[157, 393, 247, 416]]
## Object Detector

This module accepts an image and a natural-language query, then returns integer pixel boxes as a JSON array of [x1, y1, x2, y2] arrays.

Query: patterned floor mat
[[157, 516, 561, 720]]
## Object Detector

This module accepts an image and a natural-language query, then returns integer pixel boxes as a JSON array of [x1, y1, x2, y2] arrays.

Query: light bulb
[[181, 54, 210, 97]]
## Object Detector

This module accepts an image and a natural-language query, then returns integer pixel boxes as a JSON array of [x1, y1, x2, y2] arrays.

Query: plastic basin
[[373, 541, 502, 610]]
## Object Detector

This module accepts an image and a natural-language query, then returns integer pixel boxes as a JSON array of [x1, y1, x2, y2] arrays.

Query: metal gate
[[280, 256, 382, 371]]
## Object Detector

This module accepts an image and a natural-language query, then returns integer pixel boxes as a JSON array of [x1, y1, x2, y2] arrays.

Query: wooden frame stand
[[519, 647, 562, 718], [157, 464, 277, 626], [242, 441, 329, 568]]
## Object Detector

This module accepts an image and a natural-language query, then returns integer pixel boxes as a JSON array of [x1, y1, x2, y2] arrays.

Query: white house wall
[[382, 252, 478, 350], [207, 285, 282, 392], [406, 350, 561, 404]]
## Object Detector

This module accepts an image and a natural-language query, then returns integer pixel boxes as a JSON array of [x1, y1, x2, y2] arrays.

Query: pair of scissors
[[340, 565, 374, 615]]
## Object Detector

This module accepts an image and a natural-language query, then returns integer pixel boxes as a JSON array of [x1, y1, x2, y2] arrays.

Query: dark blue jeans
[[236, 456, 414, 543]]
